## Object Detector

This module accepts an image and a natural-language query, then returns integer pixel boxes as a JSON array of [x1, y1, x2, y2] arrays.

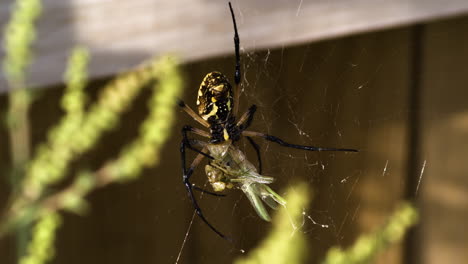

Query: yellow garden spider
[[178, 2, 357, 241]]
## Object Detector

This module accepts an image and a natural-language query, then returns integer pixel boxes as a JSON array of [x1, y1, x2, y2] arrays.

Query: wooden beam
[[0, 0, 467, 91], [419, 16, 468, 264]]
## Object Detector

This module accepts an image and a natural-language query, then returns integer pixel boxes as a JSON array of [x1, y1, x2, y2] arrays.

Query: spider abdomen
[[197, 72, 233, 123]]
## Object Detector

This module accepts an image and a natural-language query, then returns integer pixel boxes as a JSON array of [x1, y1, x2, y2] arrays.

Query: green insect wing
[[241, 181, 287, 221]]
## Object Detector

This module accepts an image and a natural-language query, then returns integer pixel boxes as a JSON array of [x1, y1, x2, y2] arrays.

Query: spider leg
[[234, 105, 263, 173], [186, 127, 211, 139], [246, 136, 263, 174], [242, 131, 358, 152], [236, 105, 257, 130], [181, 141, 230, 241], [178, 99, 210, 128], [229, 2, 241, 116], [182, 126, 213, 159]]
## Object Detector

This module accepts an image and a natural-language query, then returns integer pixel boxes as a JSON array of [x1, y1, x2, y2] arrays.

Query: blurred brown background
[[1, 1, 468, 263]]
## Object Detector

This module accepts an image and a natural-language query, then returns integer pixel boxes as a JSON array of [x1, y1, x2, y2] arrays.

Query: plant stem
[[7, 82, 32, 262], [8, 88, 31, 186]]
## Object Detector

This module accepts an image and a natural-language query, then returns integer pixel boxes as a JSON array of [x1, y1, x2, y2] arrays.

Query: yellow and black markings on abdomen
[[197, 71, 233, 123]]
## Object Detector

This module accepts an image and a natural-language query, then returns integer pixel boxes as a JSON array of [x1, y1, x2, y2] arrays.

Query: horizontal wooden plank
[[0, 0, 467, 91]]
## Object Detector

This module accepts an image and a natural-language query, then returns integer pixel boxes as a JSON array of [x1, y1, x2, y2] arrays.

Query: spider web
[[172, 9, 420, 264]]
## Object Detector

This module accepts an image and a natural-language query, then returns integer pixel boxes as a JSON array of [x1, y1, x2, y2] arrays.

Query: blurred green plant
[[0, 54, 183, 261], [18, 213, 61, 264], [3, 0, 42, 258], [3, 0, 41, 89], [4, 0, 42, 183], [322, 203, 418, 264], [235, 186, 418, 264], [1, 2, 183, 264]]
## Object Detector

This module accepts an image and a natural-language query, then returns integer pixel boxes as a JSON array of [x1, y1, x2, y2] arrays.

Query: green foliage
[[23, 47, 89, 199], [3, 0, 41, 183], [322, 203, 418, 264], [3, 0, 42, 258], [62, 47, 89, 115], [2, 56, 183, 233], [19, 213, 61, 264], [1, 4, 184, 264], [0, 50, 183, 263], [235, 185, 418, 264], [106, 57, 183, 182], [3, 0, 41, 88]]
